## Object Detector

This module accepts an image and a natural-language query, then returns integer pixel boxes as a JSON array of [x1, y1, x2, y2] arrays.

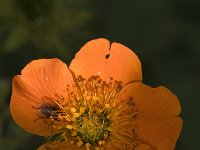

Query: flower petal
[[10, 58, 73, 136], [136, 143, 154, 150], [21, 58, 73, 97], [120, 82, 183, 150], [136, 117, 182, 150], [122, 83, 182, 118], [69, 38, 142, 85], [37, 141, 80, 150]]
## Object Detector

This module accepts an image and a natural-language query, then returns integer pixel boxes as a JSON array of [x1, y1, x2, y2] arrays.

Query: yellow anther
[[73, 113, 80, 118], [71, 107, 76, 113], [77, 136, 81, 141], [80, 107, 86, 114], [107, 114, 111, 119], [85, 143, 91, 150], [66, 125, 73, 129], [71, 131, 78, 136], [98, 141, 103, 145], [86, 95, 91, 100], [72, 125, 78, 130], [84, 100, 87, 105], [98, 109, 103, 113], [50, 116, 54, 120], [77, 96, 81, 100], [77, 140, 83, 147], [70, 140, 75, 144], [88, 109, 94, 114], [105, 103, 110, 108]]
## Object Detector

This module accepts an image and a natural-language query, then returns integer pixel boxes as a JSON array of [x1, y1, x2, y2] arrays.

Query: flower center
[[76, 109, 110, 145], [45, 75, 137, 149]]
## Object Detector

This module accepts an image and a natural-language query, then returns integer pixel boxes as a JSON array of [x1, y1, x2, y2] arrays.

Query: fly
[[33, 103, 59, 121]]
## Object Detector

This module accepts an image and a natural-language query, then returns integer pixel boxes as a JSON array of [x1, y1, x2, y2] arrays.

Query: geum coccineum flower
[[10, 38, 182, 150]]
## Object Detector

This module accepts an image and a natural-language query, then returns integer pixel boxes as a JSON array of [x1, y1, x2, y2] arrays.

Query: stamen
[[44, 75, 138, 149]]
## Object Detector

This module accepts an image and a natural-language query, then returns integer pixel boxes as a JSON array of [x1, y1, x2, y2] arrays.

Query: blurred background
[[0, 0, 199, 149]]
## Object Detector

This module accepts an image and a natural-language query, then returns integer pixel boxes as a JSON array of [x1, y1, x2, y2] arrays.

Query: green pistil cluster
[[75, 109, 111, 145]]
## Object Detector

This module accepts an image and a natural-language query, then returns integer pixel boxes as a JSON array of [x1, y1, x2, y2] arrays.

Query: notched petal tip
[[70, 38, 142, 85]]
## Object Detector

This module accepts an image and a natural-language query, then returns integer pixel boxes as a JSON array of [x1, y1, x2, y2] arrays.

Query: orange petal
[[21, 58, 73, 97], [120, 82, 183, 150], [122, 83, 182, 118], [136, 142, 154, 150], [69, 38, 142, 85], [136, 117, 182, 150], [37, 141, 80, 150], [10, 58, 73, 136]]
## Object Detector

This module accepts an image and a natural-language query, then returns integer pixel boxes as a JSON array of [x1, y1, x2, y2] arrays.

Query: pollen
[[47, 75, 138, 149], [77, 140, 83, 147], [105, 104, 110, 108], [71, 108, 76, 113], [66, 125, 73, 129]]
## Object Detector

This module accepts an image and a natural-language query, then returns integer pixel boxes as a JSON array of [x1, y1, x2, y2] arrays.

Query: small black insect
[[40, 104, 58, 117], [33, 103, 58, 121]]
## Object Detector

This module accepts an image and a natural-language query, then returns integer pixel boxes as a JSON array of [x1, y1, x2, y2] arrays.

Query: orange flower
[[10, 38, 182, 150]]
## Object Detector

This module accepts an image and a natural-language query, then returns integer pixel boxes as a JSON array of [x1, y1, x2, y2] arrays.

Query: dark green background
[[0, 0, 199, 149]]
